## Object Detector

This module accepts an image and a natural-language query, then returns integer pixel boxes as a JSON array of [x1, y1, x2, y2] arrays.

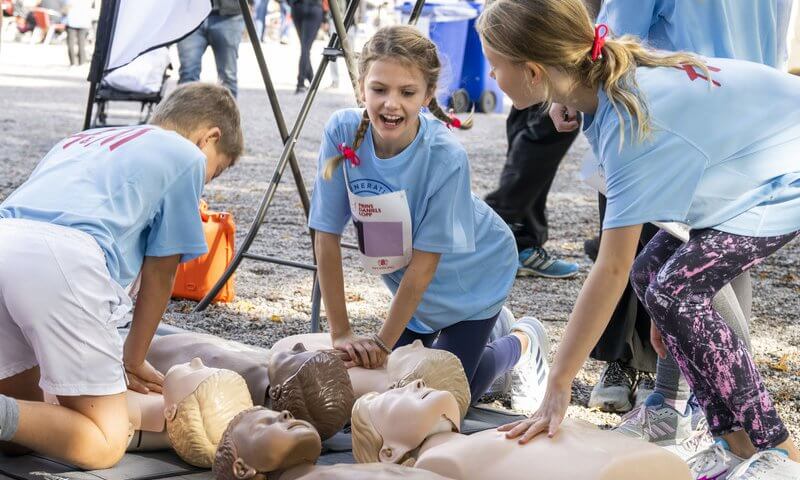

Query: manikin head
[[387, 340, 470, 418], [213, 406, 322, 480], [351, 380, 461, 465], [267, 343, 355, 440], [164, 358, 254, 468]]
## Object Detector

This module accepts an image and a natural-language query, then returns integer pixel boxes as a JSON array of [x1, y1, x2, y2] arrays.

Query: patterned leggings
[[630, 228, 798, 449]]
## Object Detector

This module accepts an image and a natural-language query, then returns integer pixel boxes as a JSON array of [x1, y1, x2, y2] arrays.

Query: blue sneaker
[[518, 247, 579, 279]]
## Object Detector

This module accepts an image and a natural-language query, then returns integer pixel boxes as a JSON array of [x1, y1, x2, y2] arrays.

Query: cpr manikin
[[212, 406, 453, 480], [351, 381, 691, 480], [147, 334, 355, 440], [271, 335, 471, 418], [163, 358, 254, 468]]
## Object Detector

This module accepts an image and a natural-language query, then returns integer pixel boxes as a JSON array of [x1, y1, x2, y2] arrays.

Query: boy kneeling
[[0, 83, 242, 469]]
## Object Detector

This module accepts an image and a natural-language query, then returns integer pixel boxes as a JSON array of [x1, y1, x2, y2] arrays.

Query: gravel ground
[[1, 40, 798, 441]]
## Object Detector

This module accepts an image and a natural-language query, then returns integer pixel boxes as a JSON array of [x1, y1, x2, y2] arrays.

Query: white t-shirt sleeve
[[308, 116, 352, 235], [412, 151, 476, 254], [603, 126, 707, 230], [145, 163, 208, 262]]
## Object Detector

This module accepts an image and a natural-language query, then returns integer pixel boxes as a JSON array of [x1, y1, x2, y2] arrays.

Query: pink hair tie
[[337, 143, 360, 167], [591, 24, 609, 61]]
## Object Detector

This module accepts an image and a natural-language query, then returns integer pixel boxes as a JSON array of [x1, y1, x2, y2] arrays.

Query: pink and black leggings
[[630, 228, 798, 449]]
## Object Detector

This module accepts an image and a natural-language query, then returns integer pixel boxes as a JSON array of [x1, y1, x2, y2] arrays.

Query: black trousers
[[291, 2, 323, 88], [485, 105, 579, 250], [590, 193, 658, 373]]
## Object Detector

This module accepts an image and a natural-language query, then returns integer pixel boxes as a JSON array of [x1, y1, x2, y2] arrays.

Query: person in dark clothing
[[177, 0, 245, 98], [291, 0, 323, 93], [484, 105, 581, 279]]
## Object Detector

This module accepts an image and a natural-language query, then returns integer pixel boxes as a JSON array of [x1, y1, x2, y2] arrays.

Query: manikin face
[[231, 408, 322, 474], [483, 44, 544, 110], [367, 380, 460, 463], [360, 58, 433, 157]]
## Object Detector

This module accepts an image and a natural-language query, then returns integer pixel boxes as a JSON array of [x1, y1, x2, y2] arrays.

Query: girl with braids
[[477, 0, 800, 478], [309, 25, 551, 408]]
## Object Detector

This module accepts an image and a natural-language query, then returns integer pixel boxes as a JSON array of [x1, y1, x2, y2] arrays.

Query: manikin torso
[[353, 382, 691, 480], [148, 333, 272, 407], [413, 420, 691, 480]]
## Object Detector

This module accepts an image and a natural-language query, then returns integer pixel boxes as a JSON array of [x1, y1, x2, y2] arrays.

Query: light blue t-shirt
[[309, 109, 517, 333], [598, 0, 790, 68], [0, 126, 208, 287], [583, 58, 800, 237]]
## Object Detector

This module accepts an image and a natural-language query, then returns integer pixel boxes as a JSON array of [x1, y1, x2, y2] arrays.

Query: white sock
[[0, 394, 20, 441]]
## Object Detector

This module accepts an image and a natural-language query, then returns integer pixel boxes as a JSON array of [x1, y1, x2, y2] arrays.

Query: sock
[[654, 354, 692, 408], [0, 394, 20, 441]]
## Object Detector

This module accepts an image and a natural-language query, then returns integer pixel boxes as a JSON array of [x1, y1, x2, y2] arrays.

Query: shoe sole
[[588, 398, 634, 413], [517, 267, 579, 279]]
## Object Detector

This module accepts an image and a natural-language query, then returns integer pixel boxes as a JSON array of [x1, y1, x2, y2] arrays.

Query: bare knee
[[57, 393, 129, 470]]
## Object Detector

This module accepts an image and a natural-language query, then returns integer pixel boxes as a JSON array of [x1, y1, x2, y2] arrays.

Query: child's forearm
[[315, 231, 350, 339], [123, 254, 181, 367], [379, 249, 440, 347], [550, 225, 642, 388]]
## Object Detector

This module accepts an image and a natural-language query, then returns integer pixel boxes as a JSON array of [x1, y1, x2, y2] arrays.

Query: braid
[[428, 97, 474, 130], [322, 110, 371, 180]]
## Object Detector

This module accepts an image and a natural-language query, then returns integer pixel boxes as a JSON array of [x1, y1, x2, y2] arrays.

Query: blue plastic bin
[[400, 1, 476, 110], [461, 2, 505, 112]]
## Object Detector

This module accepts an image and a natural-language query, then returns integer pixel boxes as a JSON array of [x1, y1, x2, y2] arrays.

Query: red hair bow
[[446, 112, 462, 130], [591, 24, 609, 61], [337, 143, 360, 167]]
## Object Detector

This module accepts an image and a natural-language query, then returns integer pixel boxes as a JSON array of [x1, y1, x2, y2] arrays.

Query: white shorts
[[0, 219, 132, 396]]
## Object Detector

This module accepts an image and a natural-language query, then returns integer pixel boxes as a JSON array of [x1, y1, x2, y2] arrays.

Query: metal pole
[[328, 0, 361, 106], [237, 0, 312, 218], [194, 0, 361, 312]]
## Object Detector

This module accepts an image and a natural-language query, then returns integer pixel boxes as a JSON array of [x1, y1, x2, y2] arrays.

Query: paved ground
[[1, 35, 798, 441]]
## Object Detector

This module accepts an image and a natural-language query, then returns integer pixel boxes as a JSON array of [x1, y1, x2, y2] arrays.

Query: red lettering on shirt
[[357, 203, 382, 217], [62, 127, 153, 151], [673, 64, 721, 87]]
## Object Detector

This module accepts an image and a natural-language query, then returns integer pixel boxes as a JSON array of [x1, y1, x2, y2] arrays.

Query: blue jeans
[[177, 13, 245, 97], [394, 312, 522, 403], [253, 0, 268, 41], [279, 0, 291, 39]]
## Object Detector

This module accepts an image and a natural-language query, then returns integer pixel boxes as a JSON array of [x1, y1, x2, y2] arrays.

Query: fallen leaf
[[769, 354, 792, 372], [270, 314, 282, 323]]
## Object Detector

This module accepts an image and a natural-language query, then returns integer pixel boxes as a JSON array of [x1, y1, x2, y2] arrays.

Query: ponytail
[[322, 109, 371, 180]]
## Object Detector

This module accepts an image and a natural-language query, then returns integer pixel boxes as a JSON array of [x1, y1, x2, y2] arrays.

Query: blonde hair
[[350, 392, 385, 464], [387, 346, 470, 419], [322, 25, 473, 180], [476, 0, 713, 146], [166, 369, 254, 468], [150, 83, 244, 163]]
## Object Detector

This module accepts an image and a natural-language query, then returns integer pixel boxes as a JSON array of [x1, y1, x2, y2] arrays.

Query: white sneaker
[[687, 439, 745, 480], [728, 449, 800, 479], [509, 316, 550, 412]]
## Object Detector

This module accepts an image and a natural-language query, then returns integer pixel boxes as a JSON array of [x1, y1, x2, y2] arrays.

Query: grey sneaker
[[687, 439, 745, 480], [486, 306, 515, 397], [588, 360, 637, 413], [615, 392, 712, 460], [728, 449, 800, 479], [509, 317, 550, 412], [633, 371, 656, 408]]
